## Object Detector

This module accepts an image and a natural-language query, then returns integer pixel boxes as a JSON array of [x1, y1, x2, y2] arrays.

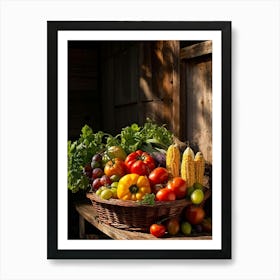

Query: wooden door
[[180, 41, 212, 162]]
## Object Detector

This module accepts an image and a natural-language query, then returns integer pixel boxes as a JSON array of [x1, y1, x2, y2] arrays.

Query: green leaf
[[138, 193, 156, 205]]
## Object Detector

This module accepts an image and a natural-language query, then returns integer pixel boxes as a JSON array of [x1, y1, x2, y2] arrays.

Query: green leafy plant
[[68, 125, 109, 193], [118, 118, 173, 154], [138, 193, 156, 205]]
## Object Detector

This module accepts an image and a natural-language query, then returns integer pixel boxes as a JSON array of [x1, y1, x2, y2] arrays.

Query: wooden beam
[[180, 41, 212, 60], [170, 41, 181, 137]]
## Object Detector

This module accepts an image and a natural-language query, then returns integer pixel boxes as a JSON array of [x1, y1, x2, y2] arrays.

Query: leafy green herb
[[118, 118, 173, 154], [138, 193, 156, 205], [68, 125, 110, 193]]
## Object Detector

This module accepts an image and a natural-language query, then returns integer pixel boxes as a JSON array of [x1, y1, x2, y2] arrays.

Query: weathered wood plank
[[169, 41, 180, 137], [149, 41, 180, 131], [180, 40, 212, 60], [185, 56, 212, 162], [178, 62, 187, 142], [75, 203, 212, 240], [141, 100, 162, 125]]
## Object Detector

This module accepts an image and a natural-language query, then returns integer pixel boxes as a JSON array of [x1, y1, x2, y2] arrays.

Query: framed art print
[[47, 21, 231, 259]]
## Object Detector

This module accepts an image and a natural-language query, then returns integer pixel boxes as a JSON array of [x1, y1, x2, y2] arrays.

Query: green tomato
[[110, 174, 121, 182], [111, 182, 119, 188], [110, 187, 118, 198], [107, 146, 127, 161], [100, 189, 113, 200], [191, 189, 204, 204], [181, 221, 192, 236], [95, 188, 103, 196]]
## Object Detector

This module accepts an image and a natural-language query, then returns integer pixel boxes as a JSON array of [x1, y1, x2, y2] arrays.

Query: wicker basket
[[86, 192, 191, 232]]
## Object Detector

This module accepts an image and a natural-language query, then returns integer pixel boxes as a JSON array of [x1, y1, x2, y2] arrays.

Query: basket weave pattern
[[86, 192, 191, 232]]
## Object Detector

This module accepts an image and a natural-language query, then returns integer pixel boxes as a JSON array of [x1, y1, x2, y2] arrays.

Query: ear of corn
[[180, 146, 195, 187], [194, 152, 205, 185], [166, 144, 180, 177]]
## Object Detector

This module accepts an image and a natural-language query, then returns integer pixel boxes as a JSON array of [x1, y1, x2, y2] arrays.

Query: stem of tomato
[[136, 155, 144, 161], [157, 217, 170, 224]]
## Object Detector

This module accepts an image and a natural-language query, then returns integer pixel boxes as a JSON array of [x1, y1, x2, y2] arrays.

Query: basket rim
[[86, 192, 191, 208]]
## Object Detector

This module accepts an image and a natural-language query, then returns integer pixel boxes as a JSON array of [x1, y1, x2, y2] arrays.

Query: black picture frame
[[47, 21, 231, 259]]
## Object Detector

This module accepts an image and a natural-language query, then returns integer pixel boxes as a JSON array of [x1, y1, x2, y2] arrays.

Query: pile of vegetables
[[68, 119, 173, 193]]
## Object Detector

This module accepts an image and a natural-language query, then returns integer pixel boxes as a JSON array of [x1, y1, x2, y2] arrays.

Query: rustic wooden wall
[[180, 41, 212, 162]]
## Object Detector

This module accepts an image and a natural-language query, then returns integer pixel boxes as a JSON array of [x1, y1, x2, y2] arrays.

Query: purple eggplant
[[151, 151, 166, 167]]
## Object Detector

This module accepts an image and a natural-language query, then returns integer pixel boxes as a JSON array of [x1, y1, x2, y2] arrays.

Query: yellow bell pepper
[[117, 173, 151, 201]]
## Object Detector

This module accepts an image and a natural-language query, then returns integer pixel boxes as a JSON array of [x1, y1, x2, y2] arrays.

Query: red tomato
[[130, 160, 148, 175], [125, 150, 155, 175], [167, 177, 187, 199], [104, 158, 127, 178], [166, 218, 180, 236], [150, 224, 166, 238], [155, 188, 176, 201], [148, 167, 169, 186], [185, 205, 205, 225]]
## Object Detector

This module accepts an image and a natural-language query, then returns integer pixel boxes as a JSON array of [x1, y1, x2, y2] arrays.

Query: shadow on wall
[[139, 41, 179, 132]]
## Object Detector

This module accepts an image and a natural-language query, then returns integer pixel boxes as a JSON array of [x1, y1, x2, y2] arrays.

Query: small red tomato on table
[[150, 223, 166, 238], [166, 218, 180, 236]]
